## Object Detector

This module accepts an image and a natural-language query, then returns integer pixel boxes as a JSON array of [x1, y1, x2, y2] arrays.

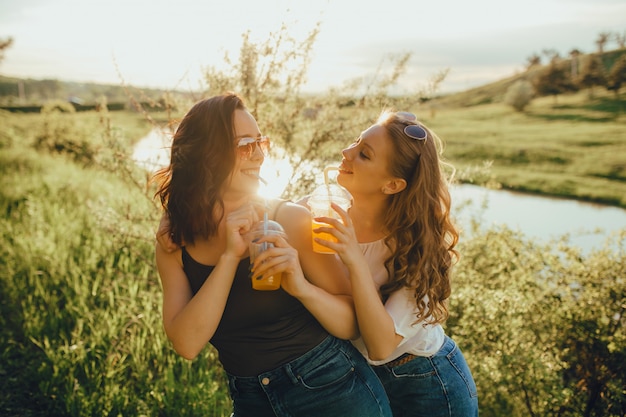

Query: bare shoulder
[[275, 201, 310, 227], [155, 241, 183, 268], [271, 201, 310, 247]]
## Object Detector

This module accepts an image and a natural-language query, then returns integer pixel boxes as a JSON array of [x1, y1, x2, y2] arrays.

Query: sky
[[1, 0, 625, 94]]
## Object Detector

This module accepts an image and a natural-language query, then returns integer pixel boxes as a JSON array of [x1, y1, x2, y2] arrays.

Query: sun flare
[[258, 153, 293, 199]]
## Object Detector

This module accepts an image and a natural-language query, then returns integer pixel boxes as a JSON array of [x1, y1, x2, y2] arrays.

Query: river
[[133, 128, 626, 253], [451, 184, 626, 253]]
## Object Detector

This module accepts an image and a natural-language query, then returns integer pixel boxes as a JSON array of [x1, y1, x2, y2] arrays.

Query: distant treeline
[[0, 100, 165, 113], [0, 76, 193, 112], [1, 101, 125, 113]]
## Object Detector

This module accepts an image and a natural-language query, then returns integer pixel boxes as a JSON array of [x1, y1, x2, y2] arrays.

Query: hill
[[433, 48, 626, 108]]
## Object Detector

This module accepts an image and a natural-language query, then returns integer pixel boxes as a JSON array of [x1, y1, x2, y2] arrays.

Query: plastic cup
[[248, 220, 286, 290], [309, 183, 352, 254]]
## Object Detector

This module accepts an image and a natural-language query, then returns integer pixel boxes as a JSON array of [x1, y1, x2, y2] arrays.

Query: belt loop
[[284, 363, 299, 385], [228, 374, 239, 395]]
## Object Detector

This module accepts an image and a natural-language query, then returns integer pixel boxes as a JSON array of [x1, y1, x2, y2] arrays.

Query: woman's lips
[[242, 168, 262, 179], [338, 165, 352, 174]]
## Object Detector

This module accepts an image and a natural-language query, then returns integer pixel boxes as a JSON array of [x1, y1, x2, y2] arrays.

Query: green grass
[[0, 111, 232, 416], [1, 90, 625, 416], [418, 90, 626, 207]]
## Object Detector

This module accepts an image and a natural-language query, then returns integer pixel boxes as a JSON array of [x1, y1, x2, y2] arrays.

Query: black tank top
[[181, 205, 328, 376]]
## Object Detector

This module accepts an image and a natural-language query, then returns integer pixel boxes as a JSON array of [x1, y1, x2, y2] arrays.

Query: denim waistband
[[437, 335, 455, 356], [227, 335, 347, 384], [226, 334, 393, 417], [377, 335, 456, 369]]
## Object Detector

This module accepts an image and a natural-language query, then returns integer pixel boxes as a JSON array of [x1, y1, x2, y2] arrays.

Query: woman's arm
[[341, 257, 403, 360], [252, 202, 359, 340], [156, 246, 239, 359], [315, 203, 403, 360], [155, 202, 258, 359]]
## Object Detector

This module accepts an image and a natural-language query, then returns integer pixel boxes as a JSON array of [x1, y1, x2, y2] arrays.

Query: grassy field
[[1, 89, 625, 416], [421, 90, 626, 208], [0, 109, 231, 416]]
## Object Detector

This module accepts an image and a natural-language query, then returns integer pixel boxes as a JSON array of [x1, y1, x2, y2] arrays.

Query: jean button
[[261, 377, 270, 385]]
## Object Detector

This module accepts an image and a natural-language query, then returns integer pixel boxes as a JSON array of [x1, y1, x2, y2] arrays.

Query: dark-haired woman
[[153, 93, 391, 417]]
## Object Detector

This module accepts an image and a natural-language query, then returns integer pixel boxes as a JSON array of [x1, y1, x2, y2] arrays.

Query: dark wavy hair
[[377, 111, 459, 325], [153, 93, 246, 245]]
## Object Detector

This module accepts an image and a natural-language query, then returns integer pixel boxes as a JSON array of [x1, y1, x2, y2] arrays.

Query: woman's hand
[[312, 202, 365, 269], [224, 202, 260, 258], [249, 233, 310, 297], [155, 201, 260, 258]]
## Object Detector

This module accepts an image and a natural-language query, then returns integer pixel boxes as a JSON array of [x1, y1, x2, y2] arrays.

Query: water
[[451, 184, 626, 252], [132, 127, 173, 171], [133, 129, 626, 253]]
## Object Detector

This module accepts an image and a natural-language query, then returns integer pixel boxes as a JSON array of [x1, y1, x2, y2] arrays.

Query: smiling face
[[338, 123, 406, 199], [225, 109, 266, 196]]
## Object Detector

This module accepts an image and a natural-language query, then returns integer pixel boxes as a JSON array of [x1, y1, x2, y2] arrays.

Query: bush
[[447, 226, 626, 416], [503, 79, 534, 111], [33, 102, 100, 164]]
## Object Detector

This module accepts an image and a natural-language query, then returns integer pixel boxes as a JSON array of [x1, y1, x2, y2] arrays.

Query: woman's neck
[[349, 195, 389, 243], [221, 191, 255, 212]]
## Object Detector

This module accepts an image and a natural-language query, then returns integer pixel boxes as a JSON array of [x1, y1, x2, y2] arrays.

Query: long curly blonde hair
[[377, 110, 459, 325]]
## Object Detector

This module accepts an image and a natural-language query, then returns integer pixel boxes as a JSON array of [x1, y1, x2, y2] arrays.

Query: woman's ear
[[382, 178, 407, 195]]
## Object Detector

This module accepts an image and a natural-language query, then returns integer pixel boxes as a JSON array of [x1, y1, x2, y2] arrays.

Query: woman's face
[[337, 123, 396, 197], [226, 109, 266, 196]]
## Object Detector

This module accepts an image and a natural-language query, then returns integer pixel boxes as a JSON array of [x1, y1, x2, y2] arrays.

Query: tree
[[525, 53, 541, 70], [607, 54, 626, 96], [577, 55, 607, 98], [595, 32, 611, 54], [533, 61, 576, 103], [0, 37, 13, 64], [542, 48, 560, 64], [569, 49, 582, 79], [504, 79, 534, 112]]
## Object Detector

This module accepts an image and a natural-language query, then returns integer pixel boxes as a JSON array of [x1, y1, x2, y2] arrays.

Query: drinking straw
[[253, 173, 270, 237], [323, 166, 339, 216], [323, 166, 338, 185]]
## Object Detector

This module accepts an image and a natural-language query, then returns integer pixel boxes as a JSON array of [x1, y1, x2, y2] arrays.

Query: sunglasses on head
[[396, 112, 427, 142], [236, 136, 270, 160]]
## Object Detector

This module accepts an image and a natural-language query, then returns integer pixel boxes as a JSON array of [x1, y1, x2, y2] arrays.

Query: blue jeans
[[226, 335, 392, 417], [373, 336, 478, 417]]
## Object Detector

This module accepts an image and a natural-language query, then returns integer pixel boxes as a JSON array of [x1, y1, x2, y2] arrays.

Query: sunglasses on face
[[236, 136, 270, 160], [396, 111, 428, 142]]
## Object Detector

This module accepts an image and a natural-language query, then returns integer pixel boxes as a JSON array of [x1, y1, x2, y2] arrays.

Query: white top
[[350, 239, 445, 365]]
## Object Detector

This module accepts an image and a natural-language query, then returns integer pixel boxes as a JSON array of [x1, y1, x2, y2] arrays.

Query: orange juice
[[311, 219, 338, 254], [248, 220, 286, 291], [251, 272, 283, 291], [308, 181, 352, 254]]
